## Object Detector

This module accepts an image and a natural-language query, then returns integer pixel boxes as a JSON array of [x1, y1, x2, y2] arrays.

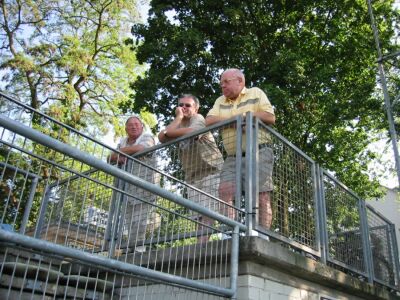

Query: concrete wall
[[118, 237, 400, 300]]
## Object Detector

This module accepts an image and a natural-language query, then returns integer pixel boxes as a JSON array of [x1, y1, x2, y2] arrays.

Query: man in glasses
[[159, 94, 223, 243], [206, 68, 275, 230]]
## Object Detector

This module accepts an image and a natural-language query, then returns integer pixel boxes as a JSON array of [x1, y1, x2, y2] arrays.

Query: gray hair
[[125, 115, 144, 128], [222, 68, 245, 81], [179, 94, 200, 108]]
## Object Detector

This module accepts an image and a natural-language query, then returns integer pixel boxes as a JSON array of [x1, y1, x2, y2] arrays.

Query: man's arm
[[254, 111, 275, 125], [205, 115, 227, 126], [159, 109, 204, 142], [108, 144, 145, 164]]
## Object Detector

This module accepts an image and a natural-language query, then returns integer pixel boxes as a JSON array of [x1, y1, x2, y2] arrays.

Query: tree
[[130, 0, 400, 198], [0, 0, 146, 137]]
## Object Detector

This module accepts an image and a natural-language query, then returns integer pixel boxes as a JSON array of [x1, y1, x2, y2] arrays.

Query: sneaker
[[135, 245, 147, 253], [218, 233, 231, 240]]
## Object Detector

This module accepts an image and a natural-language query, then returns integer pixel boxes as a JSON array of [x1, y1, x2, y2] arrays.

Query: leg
[[218, 156, 237, 220], [259, 191, 272, 229], [257, 147, 274, 230], [218, 181, 236, 219]]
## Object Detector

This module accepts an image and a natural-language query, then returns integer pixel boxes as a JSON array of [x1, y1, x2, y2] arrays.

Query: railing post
[[317, 166, 328, 264], [107, 171, 127, 258], [244, 112, 255, 235], [234, 115, 244, 225], [34, 184, 52, 238], [389, 223, 400, 288], [359, 199, 374, 283], [19, 177, 39, 234], [229, 225, 240, 299]]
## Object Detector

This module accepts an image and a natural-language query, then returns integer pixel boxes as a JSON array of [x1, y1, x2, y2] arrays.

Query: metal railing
[[0, 92, 244, 299], [0, 91, 399, 299]]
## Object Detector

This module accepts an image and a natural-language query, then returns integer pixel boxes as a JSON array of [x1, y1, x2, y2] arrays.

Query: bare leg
[[197, 216, 214, 243], [259, 191, 272, 229], [218, 181, 236, 220]]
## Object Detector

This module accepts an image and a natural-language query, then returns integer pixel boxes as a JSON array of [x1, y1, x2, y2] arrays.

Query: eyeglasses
[[178, 103, 192, 108], [220, 77, 238, 86]]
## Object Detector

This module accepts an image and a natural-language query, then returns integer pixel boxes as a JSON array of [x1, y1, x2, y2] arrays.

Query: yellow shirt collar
[[226, 87, 247, 103]]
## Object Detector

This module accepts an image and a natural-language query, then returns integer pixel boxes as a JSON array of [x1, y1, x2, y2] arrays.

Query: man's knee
[[218, 182, 235, 200]]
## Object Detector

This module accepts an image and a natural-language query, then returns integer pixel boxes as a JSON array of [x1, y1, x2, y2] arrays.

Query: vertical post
[[317, 166, 327, 264], [312, 164, 322, 260], [389, 223, 400, 287], [229, 225, 240, 299], [19, 177, 39, 234], [108, 171, 126, 258], [34, 184, 52, 238], [235, 116, 243, 221], [244, 112, 255, 235], [367, 0, 400, 188], [359, 200, 374, 283]]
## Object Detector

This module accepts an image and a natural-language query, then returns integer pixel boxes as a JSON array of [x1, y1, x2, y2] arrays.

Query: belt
[[232, 144, 269, 157]]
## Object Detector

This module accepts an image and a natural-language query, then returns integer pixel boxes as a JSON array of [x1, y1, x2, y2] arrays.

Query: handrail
[[0, 114, 246, 232]]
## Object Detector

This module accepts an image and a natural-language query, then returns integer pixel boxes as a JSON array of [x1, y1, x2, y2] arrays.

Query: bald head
[[220, 68, 246, 100]]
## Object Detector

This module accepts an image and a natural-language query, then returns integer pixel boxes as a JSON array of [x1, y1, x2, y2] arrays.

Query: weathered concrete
[[238, 236, 400, 300]]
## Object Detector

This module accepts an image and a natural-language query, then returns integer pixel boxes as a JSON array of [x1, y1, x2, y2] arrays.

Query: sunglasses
[[178, 103, 192, 108]]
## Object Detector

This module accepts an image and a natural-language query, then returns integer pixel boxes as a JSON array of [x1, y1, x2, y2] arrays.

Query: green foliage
[[0, 0, 148, 137], [130, 0, 400, 198]]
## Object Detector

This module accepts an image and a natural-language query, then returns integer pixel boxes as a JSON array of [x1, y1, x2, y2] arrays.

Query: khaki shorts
[[220, 146, 274, 192], [123, 201, 160, 241], [187, 173, 220, 210]]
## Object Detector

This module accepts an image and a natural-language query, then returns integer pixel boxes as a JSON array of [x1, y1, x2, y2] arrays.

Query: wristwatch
[[163, 130, 168, 137]]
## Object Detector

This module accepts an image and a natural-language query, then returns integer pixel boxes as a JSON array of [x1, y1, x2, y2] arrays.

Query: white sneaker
[[135, 245, 146, 253]]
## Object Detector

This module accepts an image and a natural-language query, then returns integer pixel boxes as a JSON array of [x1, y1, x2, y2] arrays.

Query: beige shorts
[[187, 173, 220, 213], [220, 146, 274, 192]]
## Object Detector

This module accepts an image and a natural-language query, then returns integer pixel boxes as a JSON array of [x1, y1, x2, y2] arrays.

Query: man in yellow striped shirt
[[206, 68, 275, 229]]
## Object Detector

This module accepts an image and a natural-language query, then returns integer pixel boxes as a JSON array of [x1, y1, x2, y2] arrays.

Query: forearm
[[119, 144, 145, 155], [205, 115, 226, 126], [254, 112, 275, 125]]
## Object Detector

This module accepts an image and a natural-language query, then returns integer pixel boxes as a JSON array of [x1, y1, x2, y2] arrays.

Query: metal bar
[[235, 115, 243, 214], [262, 125, 315, 163], [0, 115, 246, 232], [245, 112, 254, 234], [34, 185, 51, 238], [0, 162, 41, 179], [19, 177, 38, 234], [133, 116, 242, 157], [312, 163, 322, 259], [367, 0, 400, 188], [0, 91, 116, 155], [359, 199, 374, 283], [389, 223, 400, 287], [318, 166, 328, 264], [108, 177, 125, 258], [376, 50, 400, 63], [322, 170, 362, 200], [229, 225, 240, 299], [0, 229, 235, 297]]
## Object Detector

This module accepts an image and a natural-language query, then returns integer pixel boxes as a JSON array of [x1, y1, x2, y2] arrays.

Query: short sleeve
[[258, 89, 274, 115], [137, 133, 155, 148], [188, 114, 206, 131], [206, 97, 223, 117]]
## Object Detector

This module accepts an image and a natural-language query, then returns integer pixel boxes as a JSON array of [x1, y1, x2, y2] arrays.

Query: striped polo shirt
[[207, 87, 274, 155]]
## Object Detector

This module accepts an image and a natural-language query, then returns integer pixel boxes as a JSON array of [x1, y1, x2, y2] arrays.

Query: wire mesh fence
[[0, 243, 229, 300], [254, 120, 318, 253], [0, 92, 242, 298], [322, 172, 367, 277], [0, 92, 399, 296], [367, 205, 399, 289]]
